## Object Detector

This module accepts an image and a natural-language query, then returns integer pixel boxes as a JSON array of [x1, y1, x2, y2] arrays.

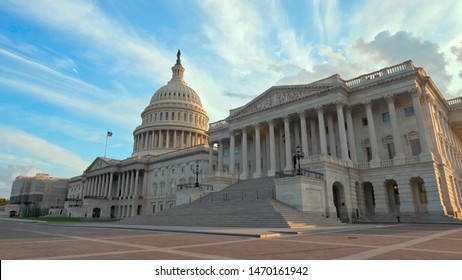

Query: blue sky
[[0, 0, 461, 198]]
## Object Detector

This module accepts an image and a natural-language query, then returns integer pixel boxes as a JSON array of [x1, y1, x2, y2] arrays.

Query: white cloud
[[0, 165, 41, 198], [353, 31, 451, 93], [277, 30, 456, 98], [312, 0, 340, 44], [0, 125, 89, 172]]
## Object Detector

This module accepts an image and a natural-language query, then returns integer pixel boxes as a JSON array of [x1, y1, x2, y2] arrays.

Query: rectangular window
[[382, 112, 390, 122], [387, 142, 395, 159], [366, 147, 372, 162], [362, 117, 368, 126], [404, 106, 415, 117], [410, 139, 421, 156]]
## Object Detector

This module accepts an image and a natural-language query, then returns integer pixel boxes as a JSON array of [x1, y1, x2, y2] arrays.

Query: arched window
[[159, 112, 163, 120], [166, 112, 169, 120], [172, 112, 175, 120]]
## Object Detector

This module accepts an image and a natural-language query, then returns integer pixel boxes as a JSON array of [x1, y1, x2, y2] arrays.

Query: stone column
[[254, 125, 262, 178], [144, 132, 149, 150], [335, 102, 350, 161], [107, 172, 113, 199], [299, 112, 309, 158], [241, 129, 248, 179], [121, 172, 126, 198], [411, 88, 431, 158], [141, 133, 145, 150], [208, 142, 214, 172], [187, 132, 192, 148], [218, 140, 223, 173], [386, 94, 405, 163], [158, 130, 163, 148], [142, 170, 148, 197], [181, 131, 185, 148], [279, 126, 285, 170], [268, 120, 276, 176], [166, 130, 170, 148], [310, 118, 318, 155], [316, 106, 328, 155], [116, 173, 121, 198], [345, 106, 358, 162], [101, 174, 107, 197], [327, 113, 336, 157], [173, 130, 177, 149], [283, 115, 292, 171], [229, 132, 235, 174], [134, 169, 140, 196], [363, 100, 380, 167]]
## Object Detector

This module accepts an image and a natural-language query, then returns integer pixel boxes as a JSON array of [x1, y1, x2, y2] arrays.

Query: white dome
[[132, 50, 209, 157]]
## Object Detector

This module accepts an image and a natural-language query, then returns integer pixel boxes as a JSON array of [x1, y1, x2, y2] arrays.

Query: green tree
[[0, 198, 9, 206]]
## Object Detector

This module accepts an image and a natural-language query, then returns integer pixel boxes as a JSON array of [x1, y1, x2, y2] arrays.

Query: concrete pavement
[[1, 218, 461, 259]]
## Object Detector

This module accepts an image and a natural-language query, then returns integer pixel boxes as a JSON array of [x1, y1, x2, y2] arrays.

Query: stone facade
[[208, 60, 462, 222], [12, 56, 460, 223]]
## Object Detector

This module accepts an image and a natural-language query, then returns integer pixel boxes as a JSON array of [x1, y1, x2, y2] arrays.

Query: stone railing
[[405, 155, 422, 164], [447, 96, 462, 109], [209, 120, 228, 129], [344, 60, 413, 88], [177, 183, 214, 191], [275, 169, 324, 181]]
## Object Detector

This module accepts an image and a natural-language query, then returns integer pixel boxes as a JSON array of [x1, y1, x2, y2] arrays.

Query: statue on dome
[[176, 49, 181, 64]]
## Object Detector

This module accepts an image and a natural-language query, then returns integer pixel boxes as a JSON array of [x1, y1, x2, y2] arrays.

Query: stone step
[[119, 176, 342, 228]]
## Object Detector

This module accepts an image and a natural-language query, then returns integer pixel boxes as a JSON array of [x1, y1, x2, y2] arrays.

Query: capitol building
[[10, 51, 462, 225]]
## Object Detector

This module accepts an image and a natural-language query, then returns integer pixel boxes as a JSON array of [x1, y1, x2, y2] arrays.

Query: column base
[[267, 170, 275, 177], [253, 172, 262, 178]]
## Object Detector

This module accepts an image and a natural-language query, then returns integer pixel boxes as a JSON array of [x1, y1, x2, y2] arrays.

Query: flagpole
[[104, 132, 108, 158]]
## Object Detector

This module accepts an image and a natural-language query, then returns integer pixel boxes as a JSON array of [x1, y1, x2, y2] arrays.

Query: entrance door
[[363, 182, 375, 215], [92, 208, 101, 218]]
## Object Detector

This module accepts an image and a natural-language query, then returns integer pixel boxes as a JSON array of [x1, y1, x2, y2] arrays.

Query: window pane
[[405, 106, 415, 117]]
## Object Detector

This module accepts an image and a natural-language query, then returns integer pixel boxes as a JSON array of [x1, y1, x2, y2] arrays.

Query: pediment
[[85, 157, 112, 172], [228, 84, 336, 120]]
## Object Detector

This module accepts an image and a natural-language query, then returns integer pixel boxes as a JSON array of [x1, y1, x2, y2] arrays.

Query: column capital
[[282, 114, 290, 121], [344, 105, 353, 114], [385, 94, 396, 104], [334, 100, 345, 109], [297, 111, 306, 118], [409, 87, 422, 99], [315, 105, 324, 113], [362, 99, 372, 109]]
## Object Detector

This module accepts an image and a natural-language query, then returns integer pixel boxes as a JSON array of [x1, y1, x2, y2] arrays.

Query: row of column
[[431, 99, 462, 171], [84, 173, 113, 198], [134, 130, 207, 151], [84, 170, 147, 200], [212, 90, 431, 175]]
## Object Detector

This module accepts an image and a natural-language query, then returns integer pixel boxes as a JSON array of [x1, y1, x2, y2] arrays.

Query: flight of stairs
[[118, 177, 341, 228]]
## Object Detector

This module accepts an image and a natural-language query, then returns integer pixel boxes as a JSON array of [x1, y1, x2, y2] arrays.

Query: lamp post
[[294, 146, 304, 175], [191, 164, 202, 188]]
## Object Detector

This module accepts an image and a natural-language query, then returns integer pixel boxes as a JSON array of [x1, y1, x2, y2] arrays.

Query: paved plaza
[[0, 219, 461, 260]]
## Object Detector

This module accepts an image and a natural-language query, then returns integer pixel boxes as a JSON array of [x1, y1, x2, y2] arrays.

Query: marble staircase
[[118, 177, 341, 228]]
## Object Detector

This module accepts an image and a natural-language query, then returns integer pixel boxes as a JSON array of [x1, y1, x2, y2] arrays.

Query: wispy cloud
[[0, 164, 41, 198], [0, 125, 89, 172]]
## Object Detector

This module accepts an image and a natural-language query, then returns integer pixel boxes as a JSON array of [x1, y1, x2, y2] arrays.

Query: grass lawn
[[19, 217, 114, 222]]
